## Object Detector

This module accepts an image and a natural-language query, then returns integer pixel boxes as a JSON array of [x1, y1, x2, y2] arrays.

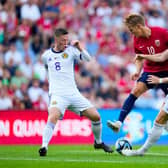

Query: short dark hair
[[54, 28, 68, 37]]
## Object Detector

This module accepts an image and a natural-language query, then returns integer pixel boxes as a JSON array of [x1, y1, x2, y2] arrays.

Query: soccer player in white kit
[[38, 28, 113, 156], [122, 49, 168, 156]]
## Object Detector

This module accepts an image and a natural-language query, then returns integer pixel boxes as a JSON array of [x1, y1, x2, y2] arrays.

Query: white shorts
[[48, 92, 93, 117], [163, 95, 168, 113]]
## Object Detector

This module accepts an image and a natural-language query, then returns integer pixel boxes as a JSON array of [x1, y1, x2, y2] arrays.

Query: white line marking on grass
[[146, 152, 168, 157], [48, 150, 168, 157], [51, 150, 100, 153], [0, 157, 127, 163], [0, 153, 168, 165]]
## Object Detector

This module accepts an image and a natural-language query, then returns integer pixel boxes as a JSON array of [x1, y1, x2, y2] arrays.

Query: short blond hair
[[125, 13, 145, 27]]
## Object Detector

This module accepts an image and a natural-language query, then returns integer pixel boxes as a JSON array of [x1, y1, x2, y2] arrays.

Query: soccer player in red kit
[[107, 13, 168, 132], [121, 47, 168, 156]]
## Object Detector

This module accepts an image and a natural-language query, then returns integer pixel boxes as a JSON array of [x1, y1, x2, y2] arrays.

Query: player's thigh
[[48, 94, 70, 119], [131, 81, 148, 97], [134, 72, 156, 97], [69, 93, 94, 116]]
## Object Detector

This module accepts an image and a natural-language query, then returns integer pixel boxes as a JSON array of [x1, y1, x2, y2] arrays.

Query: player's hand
[[72, 40, 83, 51], [131, 72, 140, 81], [147, 75, 160, 84]]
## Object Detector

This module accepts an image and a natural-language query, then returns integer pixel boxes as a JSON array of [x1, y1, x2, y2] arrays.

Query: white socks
[[42, 122, 55, 148], [42, 120, 102, 147], [164, 120, 168, 131], [138, 122, 164, 154], [91, 120, 102, 144]]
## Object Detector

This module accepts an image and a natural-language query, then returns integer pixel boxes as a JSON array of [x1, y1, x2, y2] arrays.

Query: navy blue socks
[[118, 94, 137, 122]]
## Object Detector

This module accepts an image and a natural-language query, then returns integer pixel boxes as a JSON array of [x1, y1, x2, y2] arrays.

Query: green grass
[[0, 145, 168, 168]]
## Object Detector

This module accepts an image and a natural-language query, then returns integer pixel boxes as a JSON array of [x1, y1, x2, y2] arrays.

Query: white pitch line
[[0, 157, 127, 163], [42, 150, 168, 157], [146, 152, 168, 157], [0, 153, 168, 164]]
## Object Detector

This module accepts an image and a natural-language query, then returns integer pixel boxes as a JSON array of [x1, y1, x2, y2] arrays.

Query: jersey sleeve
[[41, 51, 48, 65], [71, 46, 82, 60]]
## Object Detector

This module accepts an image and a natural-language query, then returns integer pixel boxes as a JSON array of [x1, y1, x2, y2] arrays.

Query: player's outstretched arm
[[72, 40, 91, 61], [135, 49, 168, 62]]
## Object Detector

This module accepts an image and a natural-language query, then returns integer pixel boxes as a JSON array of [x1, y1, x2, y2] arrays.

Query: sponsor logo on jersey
[[62, 53, 68, 59], [48, 57, 52, 61], [155, 40, 160, 47], [139, 45, 144, 49]]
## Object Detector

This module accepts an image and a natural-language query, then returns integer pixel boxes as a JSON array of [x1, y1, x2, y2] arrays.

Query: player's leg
[[122, 108, 168, 156], [70, 93, 113, 153], [107, 81, 148, 132], [137, 101, 168, 155], [39, 107, 61, 156], [122, 121, 165, 156], [82, 107, 113, 153], [39, 95, 68, 156], [83, 107, 102, 144]]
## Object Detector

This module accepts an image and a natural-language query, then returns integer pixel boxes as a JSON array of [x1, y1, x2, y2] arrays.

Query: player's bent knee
[[83, 109, 100, 121], [131, 83, 147, 97], [92, 115, 100, 122], [155, 111, 168, 124], [131, 88, 143, 97], [48, 107, 61, 124], [90, 112, 101, 122]]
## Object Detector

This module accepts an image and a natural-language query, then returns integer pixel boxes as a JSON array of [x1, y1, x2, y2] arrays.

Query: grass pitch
[[0, 145, 168, 168]]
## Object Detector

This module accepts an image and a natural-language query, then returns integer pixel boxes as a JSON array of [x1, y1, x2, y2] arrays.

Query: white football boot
[[121, 149, 144, 156], [107, 120, 122, 133]]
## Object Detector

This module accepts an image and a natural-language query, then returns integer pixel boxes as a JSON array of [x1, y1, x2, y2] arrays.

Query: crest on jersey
[[155, 40, 160, 47], [62, 53, 68, 59]]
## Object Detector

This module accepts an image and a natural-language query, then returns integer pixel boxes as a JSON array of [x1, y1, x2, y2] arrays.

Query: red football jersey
[[134, 27, 168, 72]]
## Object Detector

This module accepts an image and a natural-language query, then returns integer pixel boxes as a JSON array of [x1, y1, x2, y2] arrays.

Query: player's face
[[128, 25, 143, 37], [56, 34, 69, 51]]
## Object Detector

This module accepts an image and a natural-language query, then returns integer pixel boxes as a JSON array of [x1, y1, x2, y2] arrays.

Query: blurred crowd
[[0, 0, 168, 110]]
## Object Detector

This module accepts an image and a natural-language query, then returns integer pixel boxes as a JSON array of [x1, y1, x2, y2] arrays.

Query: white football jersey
[[41, 45, 82, 95]]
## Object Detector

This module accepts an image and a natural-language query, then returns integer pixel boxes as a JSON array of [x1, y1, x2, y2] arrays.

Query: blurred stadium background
[[0, 0, 168, 163]]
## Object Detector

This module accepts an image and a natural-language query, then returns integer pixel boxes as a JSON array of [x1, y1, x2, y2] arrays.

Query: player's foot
[[121, 149, 144, 156], [107, 120, 122, 133], [39, 147, 47, 156], [94, 141, 113, 153]]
